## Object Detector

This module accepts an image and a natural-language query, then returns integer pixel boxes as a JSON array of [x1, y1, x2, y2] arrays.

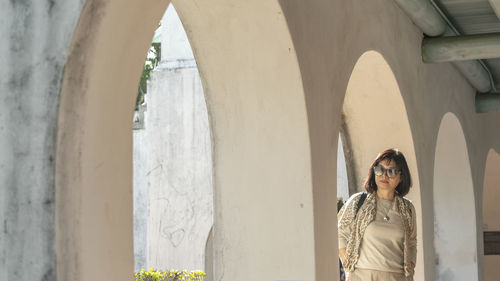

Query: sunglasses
[[373, 165, 401, 178]]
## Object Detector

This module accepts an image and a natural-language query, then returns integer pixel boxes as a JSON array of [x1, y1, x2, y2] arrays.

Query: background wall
[[483, 149, 500, 281], [1, 0, 499, 281], [132, 4, 214, 272], [0, 1, 85, 280], [145, 66, 213, 271], [434, 113, 478, 281], [133, 104, 148, 270]]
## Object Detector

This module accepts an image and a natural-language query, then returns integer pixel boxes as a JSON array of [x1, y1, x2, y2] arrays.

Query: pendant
[[384, 215, 390, 221]]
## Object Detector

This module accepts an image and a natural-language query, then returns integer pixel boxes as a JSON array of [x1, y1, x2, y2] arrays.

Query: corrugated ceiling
[[434, 0, 500, 90]]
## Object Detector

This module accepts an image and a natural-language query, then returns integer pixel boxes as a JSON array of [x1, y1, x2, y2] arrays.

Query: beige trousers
[[349, 268, 413, 281]]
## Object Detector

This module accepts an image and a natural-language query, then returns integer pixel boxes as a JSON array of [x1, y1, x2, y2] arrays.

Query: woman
[[338, 148, 417, 281]]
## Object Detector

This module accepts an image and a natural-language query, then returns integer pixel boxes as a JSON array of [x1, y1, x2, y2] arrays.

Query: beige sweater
[[338, 192, 417, 277]]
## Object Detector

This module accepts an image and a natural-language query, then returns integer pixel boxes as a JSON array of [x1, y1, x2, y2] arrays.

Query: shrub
[[135, 268, 206, 281]]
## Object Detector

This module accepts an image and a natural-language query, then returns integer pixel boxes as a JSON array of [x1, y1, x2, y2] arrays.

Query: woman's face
[[374, 159, 401, 193]]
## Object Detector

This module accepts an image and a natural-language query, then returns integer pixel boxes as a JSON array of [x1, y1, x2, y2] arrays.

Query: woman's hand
[[339, 248, 347, 265], [339, 248, 350, 280]]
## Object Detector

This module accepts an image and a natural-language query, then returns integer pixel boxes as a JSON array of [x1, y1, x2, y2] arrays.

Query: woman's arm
[[408, 202, 417, 275]]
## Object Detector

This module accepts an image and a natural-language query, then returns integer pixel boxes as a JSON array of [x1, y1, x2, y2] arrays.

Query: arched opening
[[482, 148, 500, 281], [132, 3, 214, 274], [340, 50, 425, 280], [56, 1, 314, 280], [433, 112, 478, 281]]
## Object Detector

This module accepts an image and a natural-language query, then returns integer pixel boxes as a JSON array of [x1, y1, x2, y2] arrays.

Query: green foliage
[[136, 42, 161, 109], [135, 268, 206, 281]]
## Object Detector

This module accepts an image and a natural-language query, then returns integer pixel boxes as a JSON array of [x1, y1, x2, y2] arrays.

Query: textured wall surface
[[3, 0, 500, 280], [0, 0, 84, 280], [145, 65, 213, 271], [133, 105, 149, 271], [133, 5, 214, 272]]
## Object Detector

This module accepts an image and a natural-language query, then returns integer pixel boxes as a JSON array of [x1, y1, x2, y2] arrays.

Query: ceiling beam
[[489, 0, 500, 22], [422, 33, 500, 63], [476, 93, 500, 113], [392, 0, 494, 93], [452, 60, 492, 93], [392, 0, 447, 36]]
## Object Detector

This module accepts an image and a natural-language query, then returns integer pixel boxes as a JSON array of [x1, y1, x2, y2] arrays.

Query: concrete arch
[[341, 50, 425, 280], [433, 112, 479, 281], [56, 1, 314, 281], [482, 148, 500, 281]]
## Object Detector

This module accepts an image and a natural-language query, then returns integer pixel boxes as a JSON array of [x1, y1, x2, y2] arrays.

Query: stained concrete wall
[[132, 4, 214, 272], [145, 65, 213, 271], [0, 0, 85, 280], [133, 104, 148, 271], [2, 0, 500, 281]]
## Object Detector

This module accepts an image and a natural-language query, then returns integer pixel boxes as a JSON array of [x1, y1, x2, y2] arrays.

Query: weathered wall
[[0, 0, 85, 280], [132, 4, 214, 272], [133, 104, 148, 271], [55, 0, 170, 280], [1, 0, 498, 280], [57, 0, 315, 280], [145, 65, 213, 271]]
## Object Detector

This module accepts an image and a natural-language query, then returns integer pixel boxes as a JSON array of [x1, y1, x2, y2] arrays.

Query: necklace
[[379, 199, 395, 222]]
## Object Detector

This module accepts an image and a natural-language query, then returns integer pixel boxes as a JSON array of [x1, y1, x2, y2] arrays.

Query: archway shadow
[[433, 112, 479, 281]]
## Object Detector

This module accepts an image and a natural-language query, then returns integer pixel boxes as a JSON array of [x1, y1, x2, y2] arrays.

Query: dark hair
[[363, 148, 412, 196]]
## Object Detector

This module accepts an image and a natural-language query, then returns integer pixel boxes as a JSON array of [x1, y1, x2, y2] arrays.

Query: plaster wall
[[132, 4, 214, 272], [483, 149, 500, 231], [433, 113, 478, 281], [145, 65, 213, 271], [171, 2, 317, 280], [0, 0, 85, 280], [55, 1, 170, 280], [133, 106, 148, 271], [57, 0, 315, 280], [279, 0, 500, 280], [161, 5, 195, 63], [483, 149, 500, 281], [484, 256, 500, 281], [0, 0, 495, 281]]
